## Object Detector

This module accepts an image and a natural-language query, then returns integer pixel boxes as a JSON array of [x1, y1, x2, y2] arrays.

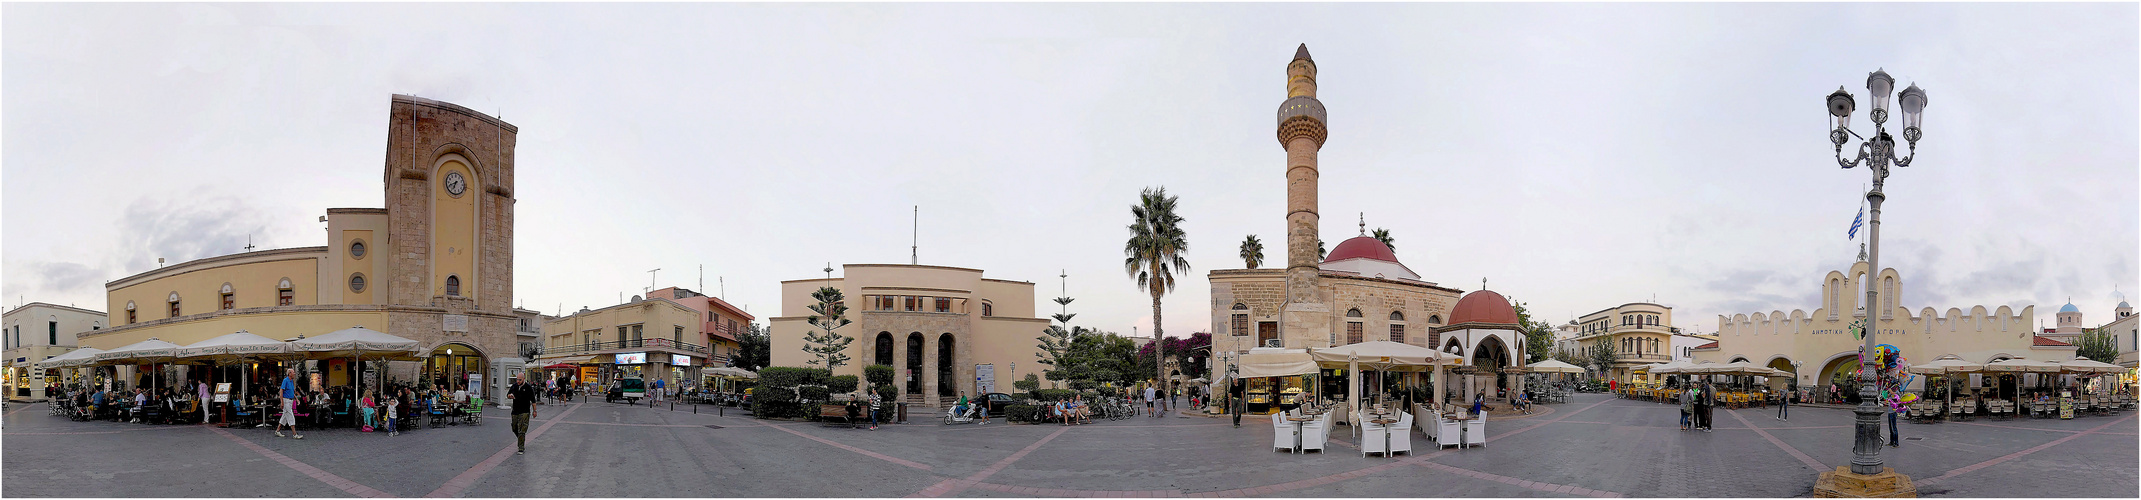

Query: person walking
[[508, 374, 539, 455], [1776, 385, 1791, 421], [1144, 384, 1159, 418], [1230, 380, 1245, 428], [1679, 385, 1695, 430], [197, 379, 213, 424], [1698, 381, 1717, 432], [1168, 386, 1178, 410], [650, 377, 665, 407], [276, 368, 303, 439]]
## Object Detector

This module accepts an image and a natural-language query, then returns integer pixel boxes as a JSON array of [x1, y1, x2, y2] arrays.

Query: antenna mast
[[911, 205, 919, 265]]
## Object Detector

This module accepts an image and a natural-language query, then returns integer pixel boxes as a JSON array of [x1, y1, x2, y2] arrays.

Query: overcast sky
[[6, 3, 2136, 340]]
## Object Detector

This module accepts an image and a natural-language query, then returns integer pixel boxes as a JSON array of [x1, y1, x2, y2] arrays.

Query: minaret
[[1278, 44, 1332, 348]]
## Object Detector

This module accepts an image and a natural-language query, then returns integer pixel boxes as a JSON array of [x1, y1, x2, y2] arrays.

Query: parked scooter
[[943, 403, 985, 425]]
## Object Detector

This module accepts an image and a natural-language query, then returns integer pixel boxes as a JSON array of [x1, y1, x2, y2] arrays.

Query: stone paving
[[3, 394, 2133, 497]]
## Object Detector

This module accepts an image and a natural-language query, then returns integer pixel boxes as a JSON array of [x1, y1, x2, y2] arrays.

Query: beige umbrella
[[1526, 359, 1585, 374], [1984, 358, 2060, 373], [2056, 356, 2122, 374], [1906, 355, 1983, 375]]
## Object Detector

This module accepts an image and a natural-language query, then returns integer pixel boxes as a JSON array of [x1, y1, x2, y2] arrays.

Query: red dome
[[1324, 236, 1398, 263], [1448, 289, 1519, 326]]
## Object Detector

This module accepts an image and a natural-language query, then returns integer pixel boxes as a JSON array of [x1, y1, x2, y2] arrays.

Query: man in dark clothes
[[508, 374, 540, 455], [1230, 380, 1245, 428]]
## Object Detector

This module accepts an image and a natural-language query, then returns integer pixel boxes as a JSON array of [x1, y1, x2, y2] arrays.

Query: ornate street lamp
[[1822, 68, 1927, 489]]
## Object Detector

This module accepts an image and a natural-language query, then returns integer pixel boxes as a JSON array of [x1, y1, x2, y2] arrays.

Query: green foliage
[[798, 385, 830, 403], [1034, 389, 1075, 401], [2078, 328, 2119, 364], [1036, 324, 1075, 387], [1240, 235, 1264, 269], [1012, 373, 1040, 392], [733, 322, 772, 372], [1126, 186, 1191, 387], [828, 375, 860, 394], [1512, 301, 1555, 364], [1067, 378, 1097, 391], [1003, 404, 1044, 423], [751, 366, 831, 419], [1552, 347, 1584, 367], [864, 365, 895, 390], [1372, 228, 1395, 253], [800, 287, 855, 370], [1589, 337, 1618, 376], [874, 384, 898, 402]]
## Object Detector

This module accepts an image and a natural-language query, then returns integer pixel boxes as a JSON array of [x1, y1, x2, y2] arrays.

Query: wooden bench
[[820, 402, 861, 428]]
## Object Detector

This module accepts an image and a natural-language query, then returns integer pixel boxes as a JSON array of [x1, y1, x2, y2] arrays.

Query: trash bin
[[896, 402, 908, 424]]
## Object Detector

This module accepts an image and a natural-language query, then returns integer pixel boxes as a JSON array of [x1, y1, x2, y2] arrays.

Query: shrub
[[799, 385, 831, 403], [1034, 389, 1075, 402], [1004, 404, 1044, 423], [874, 384, 899, 402], [865, 365, 895, 390], [829, 375, 860, 395], [1013, 373, 1040, 392], [754, 366, 833, 419]]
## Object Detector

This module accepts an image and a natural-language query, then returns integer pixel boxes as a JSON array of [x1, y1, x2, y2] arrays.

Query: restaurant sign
[[616, 352, 648, 364], [671, 354, 693, 366]]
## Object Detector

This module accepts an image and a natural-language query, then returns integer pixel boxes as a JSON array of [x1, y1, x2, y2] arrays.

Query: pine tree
[[800, 286, 855, 371]]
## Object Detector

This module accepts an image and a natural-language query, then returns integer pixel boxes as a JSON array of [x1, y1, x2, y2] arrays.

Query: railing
[[540, 338, 712, 357], [1616, 353, 1673, 362]]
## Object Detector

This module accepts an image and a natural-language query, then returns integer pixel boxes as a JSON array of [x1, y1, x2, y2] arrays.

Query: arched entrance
[[425, 343, 487, 394], [1816, 354, 1861, 404], [1474, 336, 1512, 393], [874, 332, 894, 368], [1767, 357, 1798, 393], [905, 333, 924, 395], [937, 333, 956, 397]]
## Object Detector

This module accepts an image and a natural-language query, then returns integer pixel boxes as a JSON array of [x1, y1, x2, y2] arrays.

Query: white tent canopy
[[1236, 348, 1319, 379], [1641, 359, 1697, 374], [38, 347, 104, 369], [706, 366, 757, 379], [1984, 358, 2061, 373], [1905, 355, 1983, 375], [177, 330, 296, 362], [1309, 341, 1458, 371], [93, 338, 185, 364], [2056, 356, 2123, 374], [1525, 359, 1586, 374], [292, 326, 421, 360]]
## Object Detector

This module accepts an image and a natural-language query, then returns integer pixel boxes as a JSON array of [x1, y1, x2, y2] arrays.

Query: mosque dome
[[2060, 302, 2080, 313], [1325, 236, 1398, 264], [1448, 289, 1519, 326]]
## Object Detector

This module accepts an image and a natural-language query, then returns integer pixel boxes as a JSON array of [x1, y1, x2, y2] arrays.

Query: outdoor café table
[[1368, 415, 1402, 457], [1285, 413, 1314, 453]]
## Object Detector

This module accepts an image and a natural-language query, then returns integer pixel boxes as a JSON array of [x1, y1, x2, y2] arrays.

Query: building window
[[1428, 315, 1441, 324], [1389, 311, 1404, 321], [617, 326, 628, 344], [350, 240, 367, 259], [675, 325, 685, 343], [1231, 313, 1249, 337], [632, 324, 643, 342], [1346, 321, 1363, 345], [446, 275, 461, 297], [982, 303, 993, 317], [126, 309, 136, 325], [350, 273, 367, 293], [1389, 324, 1404, 343], [278, 278, 296, 306], [221, 293, 235, 310], [169, 293, 182, 318], [49, 321, 58, 345], [935, 298, 950, 313], [1346, 308, 1363, 318]]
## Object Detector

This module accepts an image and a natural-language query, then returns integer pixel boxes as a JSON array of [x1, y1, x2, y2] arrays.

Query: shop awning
[[1236, 348, 1319, 378], [533, 356, 594, 367]]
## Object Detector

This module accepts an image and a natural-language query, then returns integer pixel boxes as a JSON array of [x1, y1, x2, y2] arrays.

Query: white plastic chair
[[1300, 416, 1327, 453], [1464, 412, 1487, 447], [1272, 413, 1295, 453], [1436, 415, 1462, 447], [1359, 416, 1389, 457], [1389, 413, 1413, 456]]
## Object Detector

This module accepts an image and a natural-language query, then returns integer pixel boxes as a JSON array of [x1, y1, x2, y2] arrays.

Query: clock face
[[445, 171, 467, 196]]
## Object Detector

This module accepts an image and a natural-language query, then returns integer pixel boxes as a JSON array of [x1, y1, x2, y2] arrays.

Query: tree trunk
[[1152, 288, 1165, 398]]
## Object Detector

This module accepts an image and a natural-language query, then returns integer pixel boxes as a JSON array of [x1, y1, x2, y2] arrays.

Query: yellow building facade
[[81, 95, 524, 399], [537, 297, 710, 388], [1568, 302, 1678, 383], [770, 264, 1049, 407]]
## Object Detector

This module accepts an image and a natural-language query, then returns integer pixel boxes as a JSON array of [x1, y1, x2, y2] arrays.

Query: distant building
[[646, 287, 754, 364], [538, 296, 710, 389], [770, 264, 1049, 407], [3, 303, 106, 401], [1567, 302, 1678, 383]]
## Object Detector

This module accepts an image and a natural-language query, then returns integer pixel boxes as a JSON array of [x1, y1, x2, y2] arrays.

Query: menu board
[[214, 383, 232, 403]]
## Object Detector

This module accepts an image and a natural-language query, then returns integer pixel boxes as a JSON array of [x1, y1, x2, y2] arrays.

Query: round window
[[350, 273, 367, 293], [351, 240, 367, 259]]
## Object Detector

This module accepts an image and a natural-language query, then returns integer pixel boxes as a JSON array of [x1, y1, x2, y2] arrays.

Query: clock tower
[[381, 94, 519, 375]]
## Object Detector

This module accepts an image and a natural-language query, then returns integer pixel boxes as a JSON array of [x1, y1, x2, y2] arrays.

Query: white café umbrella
[[1310, 341, 1457, 418], [179, 331, 301, 406], [95, 338, 185, 390], [1526, 359, 1585, 374], [39, 348, 104, 389], [2056, 356, 2123, 374], [292, 326, 423, 405], [706, 366, 757, 379]]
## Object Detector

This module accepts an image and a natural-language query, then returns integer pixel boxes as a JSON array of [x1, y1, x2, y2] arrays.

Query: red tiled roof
[[1693, 341, 1720, 350], [1324, 236, 1399, 264], [1448, 289, 1519, 326], [2033, 335, 2073, 347]]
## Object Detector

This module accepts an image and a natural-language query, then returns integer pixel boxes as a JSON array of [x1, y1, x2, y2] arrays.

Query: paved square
[[5, 394, 2134, 497]]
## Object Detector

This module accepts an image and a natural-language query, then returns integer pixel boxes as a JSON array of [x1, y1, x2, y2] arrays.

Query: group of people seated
[[1049, 396, 1092, 425]]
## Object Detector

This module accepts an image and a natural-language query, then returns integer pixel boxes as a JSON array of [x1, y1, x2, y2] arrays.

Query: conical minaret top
[[1288, 44, 1317, 98]]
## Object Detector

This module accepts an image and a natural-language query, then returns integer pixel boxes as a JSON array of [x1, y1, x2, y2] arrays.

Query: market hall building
[[1691, 257, 2073, 400], [769, 264, 1052, 407], [78, 95, 525, 400]]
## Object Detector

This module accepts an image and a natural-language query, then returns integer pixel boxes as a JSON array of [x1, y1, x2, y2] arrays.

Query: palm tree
[[1371, 228, 1396, 252], [1317, 238, 1327, 260], [1125, 187, 1190, 393], [1239, 235, 1264, 269]]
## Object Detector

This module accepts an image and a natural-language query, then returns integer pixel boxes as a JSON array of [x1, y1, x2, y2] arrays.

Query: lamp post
[[1825, 69, 1927, 479]]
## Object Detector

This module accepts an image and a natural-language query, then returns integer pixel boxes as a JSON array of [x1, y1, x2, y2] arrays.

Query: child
[[360, 390, 377, 432], [384, 395, 400, 436]]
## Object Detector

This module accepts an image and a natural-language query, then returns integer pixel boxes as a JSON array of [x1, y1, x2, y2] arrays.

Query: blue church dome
[[2059, 302, 2080, 313]]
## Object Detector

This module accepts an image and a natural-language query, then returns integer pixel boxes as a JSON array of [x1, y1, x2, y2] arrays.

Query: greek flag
[[1848, 205, 1864, 240]]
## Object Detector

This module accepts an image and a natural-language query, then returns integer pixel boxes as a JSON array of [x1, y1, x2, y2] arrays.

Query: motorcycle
[[942, 403, 986, 425]]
